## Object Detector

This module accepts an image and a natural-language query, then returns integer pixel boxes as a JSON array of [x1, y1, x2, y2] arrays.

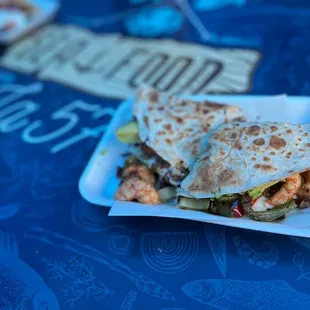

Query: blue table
[[2, 0, 310, 309]]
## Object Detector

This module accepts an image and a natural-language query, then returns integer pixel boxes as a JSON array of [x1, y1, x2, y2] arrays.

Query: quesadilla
[[180, 121, 310, 221], [114, 85, 247, 204]]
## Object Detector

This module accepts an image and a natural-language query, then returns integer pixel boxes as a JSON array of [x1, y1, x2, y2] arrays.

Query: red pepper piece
[[229, 200, 245, 218], [233, 204, 245, 218]]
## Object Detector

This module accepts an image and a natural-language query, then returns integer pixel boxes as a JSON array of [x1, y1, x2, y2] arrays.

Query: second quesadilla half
[[180, 121, 310, 221]]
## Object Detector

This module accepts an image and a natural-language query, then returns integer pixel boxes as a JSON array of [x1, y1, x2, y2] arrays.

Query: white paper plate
[[79, 95, 310, 237], [0, 0, 59, 44]]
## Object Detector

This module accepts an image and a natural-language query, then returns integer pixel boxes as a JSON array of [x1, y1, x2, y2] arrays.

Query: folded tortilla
[[133, 85, 246, 172], [181, 121, 310, 198]]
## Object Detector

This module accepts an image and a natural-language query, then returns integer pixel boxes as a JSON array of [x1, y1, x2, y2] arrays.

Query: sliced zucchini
[[178, 197, 210, 211], [124, 156, 138, 167], [216, 194, 240, 202], [242, 197, 297, 222], [116, 121, 140, 143]]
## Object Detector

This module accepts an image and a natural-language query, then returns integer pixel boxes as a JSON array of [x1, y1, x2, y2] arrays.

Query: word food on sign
[[0, 82, 116, 154], [0, 24, 261, 99]]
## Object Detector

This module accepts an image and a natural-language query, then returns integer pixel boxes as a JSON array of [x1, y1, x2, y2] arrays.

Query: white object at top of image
[[0, 0, 60, 43], [0, 10, 27, 30]]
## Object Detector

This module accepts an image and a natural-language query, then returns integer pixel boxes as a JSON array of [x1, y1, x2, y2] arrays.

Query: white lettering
[[0, 100, 40, 132], [51, 125, 107, 153], [0, 80, 115, 153], [51, 107, 115, 153], [0, 82, 43, 108], [21, 100, 103, 144]]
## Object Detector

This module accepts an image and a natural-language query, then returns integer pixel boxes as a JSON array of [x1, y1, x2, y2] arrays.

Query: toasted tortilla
[[133, 85, 246, 170], [181, 122, 310, 198]]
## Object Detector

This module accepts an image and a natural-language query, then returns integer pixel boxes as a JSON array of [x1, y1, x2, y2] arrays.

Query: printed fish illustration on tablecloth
[[182, 279, 310, 309], [0, 231, 60, 309]]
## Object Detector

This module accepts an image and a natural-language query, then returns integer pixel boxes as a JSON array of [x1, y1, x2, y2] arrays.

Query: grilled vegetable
[[247, 181, 279, 200], [213, 200, 233, 217], [124, 156, 138, 167], [116, 121, 140, 143], [178, 197, 210, 211], [242, 196, 297, 222], [216, 194, 240, 202]]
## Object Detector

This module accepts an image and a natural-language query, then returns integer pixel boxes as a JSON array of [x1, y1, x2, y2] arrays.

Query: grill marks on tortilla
[[181, 122, 310, 198], [187, 165, 210, 192], [133, 85, 246, 169], [165, 138, 173, 146], [214, 131, 228, 143], [269, 136, 286, 149], [254, 164, 277, 172], [202, 101, 226, 110], [247, 125, 261, 136], [143, 116, 150, 129], [191, 126, 243, 192], [191, 138, 201, 157], [188, 161, 240, 193], [188, 162, 221, 193], [218, 168, 237, 185], [234, 141, 243, 150], [254, 138, 265, 146], [176, 117, 184, 124]]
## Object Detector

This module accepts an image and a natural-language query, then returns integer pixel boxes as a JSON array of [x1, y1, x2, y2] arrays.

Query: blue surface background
[[2, 0, 310, 309]]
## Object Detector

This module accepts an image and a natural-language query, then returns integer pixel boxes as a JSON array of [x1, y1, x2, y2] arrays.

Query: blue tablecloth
[[2, 0, 310, 309]]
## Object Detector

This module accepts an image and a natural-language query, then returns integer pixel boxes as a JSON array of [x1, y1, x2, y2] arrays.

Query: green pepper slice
[[242, 196, 297, 222]]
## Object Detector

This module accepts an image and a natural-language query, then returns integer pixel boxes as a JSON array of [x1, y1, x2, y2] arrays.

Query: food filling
[[178, 171, 310, 222], [115, 120, 310, 222], [115, 124, 310, 222], [115, 120, 189, 204]]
